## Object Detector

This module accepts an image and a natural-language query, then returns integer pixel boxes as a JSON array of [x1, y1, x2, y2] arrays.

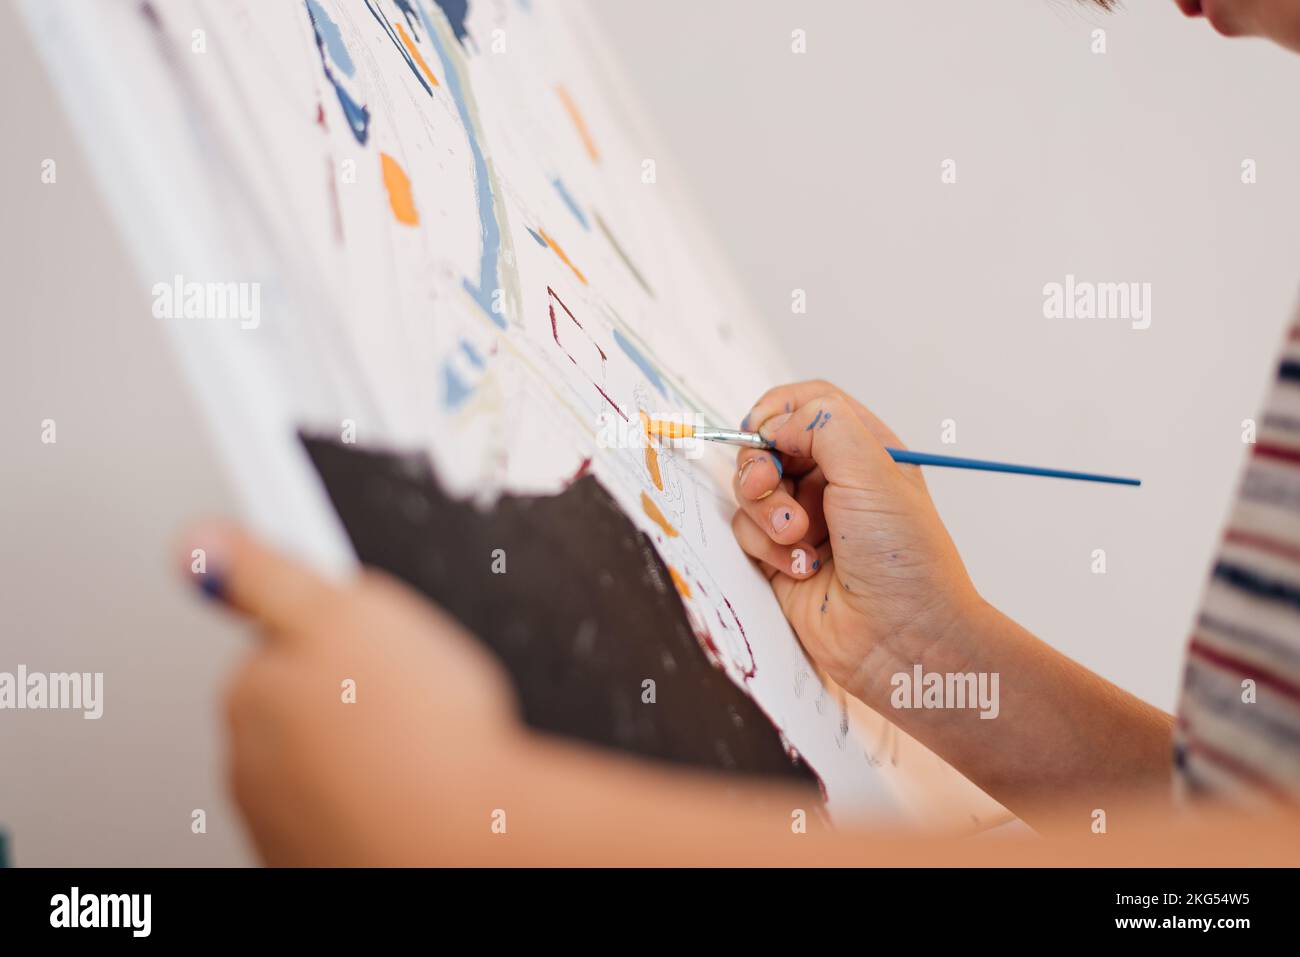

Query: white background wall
[[3, 0, 1299, 865]]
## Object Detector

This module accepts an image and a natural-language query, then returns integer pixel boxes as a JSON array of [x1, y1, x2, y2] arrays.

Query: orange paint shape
[[381, 153, 419, 226], [556, 84, 600, 163], [538, 228, 587, 285], [640, 491, 678, 538], [639, 412, 663, 491], [395, 21, 440, 88], [646, 419, 694, 439], [668, 566, 692, 598]]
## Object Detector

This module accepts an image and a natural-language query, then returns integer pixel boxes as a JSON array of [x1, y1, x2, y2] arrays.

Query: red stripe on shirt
[[1253, 441, 1300, 466], [1181, 729, 1299, 807], [1224, 528, 1300, 566], [1188, 636, 1300, 703]]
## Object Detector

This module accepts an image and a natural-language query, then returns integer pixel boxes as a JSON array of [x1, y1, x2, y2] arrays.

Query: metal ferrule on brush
[[692, 427, 772, 449]]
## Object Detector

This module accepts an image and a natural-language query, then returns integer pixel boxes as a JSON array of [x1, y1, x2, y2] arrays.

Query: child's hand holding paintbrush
[[666, 380, 1171, 819]]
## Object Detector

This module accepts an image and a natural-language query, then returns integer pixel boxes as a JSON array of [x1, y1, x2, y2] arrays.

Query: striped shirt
[[1175, 318, 1300, 807]]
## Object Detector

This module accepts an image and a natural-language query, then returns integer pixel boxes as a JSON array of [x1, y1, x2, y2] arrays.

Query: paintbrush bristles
[[645, 420, 695, 439]]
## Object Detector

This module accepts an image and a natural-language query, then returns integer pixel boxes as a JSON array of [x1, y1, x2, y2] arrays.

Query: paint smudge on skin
[[552, 178, 589, 230], [740, 414, 751, 431], [812, 559, 821, 571], [380, 153, 420, 225], [640, 491, 678, 538], [770, 453, 783, 478], [526, 226, 548, 247], [555, 84, 600, 163], [395, 19, 440, 88], [805, 410, 825, 431], [306, 0, 371, 144], [639, 412, 664, 491], [613, 328, 667, 398], [595, 212, 654, 299], [538, 228, 587, 285], [820, 593, 829, 614], [306, 0, 356, 75], [819, 412, 831, 429], [668, 566, 692, 598]]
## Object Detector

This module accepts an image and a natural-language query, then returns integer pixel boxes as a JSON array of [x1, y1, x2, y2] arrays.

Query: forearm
[[849, 598, 1176, 829], [405, 731, 1295, 866]]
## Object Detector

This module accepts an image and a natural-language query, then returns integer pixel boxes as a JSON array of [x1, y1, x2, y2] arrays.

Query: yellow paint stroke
[[394, 21, 440, 88], [640, 490, 678, 538], [556, 84, 599, 163], [538, 228, 587, 285], [639, 412, 663, 491], [668, 566, 692, 598], [645, 419, 694, 439], [381, 153, 419, 226]]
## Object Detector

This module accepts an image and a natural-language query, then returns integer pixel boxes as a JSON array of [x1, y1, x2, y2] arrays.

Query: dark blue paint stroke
[[305, 0, 370, 144], [525, 227, 548, 247], [306, 0, 356, 76], [552, 178, 589, 231], [432, 0, 470, 44], [364, 0, 433, 96], [613, 328, 667, 398], [419, 0, 505, 329]]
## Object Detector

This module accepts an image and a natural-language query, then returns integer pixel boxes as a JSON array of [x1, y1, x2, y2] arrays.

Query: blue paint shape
[[740, 413, 751, 431], [460, 339, 485, 368], [805, 410, 824, 431], [306, 1, 370, 144], [420, 0, 506, 329], [306, 0, 355, 76], [613, 328, 667, 398], [443, 363, 474, 408], [552, 178, 589, 231], [526, 226, 548, 247], [769, 453, 783, 478], [432, 0, 470, 44]]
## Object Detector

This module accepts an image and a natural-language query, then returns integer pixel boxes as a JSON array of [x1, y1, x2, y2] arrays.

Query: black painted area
[[300, 434, 816, 785]]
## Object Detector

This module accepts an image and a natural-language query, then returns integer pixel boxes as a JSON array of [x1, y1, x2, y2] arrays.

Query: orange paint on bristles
[[644, 419, 695, 439]]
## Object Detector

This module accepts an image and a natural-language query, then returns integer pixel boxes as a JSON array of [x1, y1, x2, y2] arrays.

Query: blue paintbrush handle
[[885, 448, 1140, 486]]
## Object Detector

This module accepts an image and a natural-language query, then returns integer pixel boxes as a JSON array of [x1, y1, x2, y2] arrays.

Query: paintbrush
[[645, 420, 1141, 487]]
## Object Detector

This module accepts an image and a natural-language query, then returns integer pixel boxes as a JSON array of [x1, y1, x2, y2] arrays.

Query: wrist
[[847, 585, 995, 708]]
